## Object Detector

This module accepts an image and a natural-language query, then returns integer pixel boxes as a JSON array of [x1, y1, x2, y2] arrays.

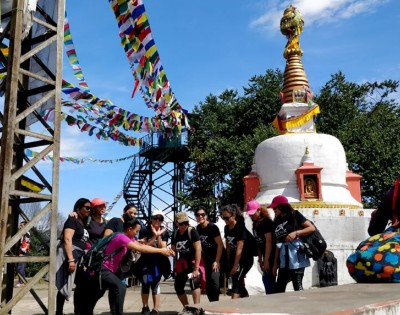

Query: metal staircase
[[123, 130, 191, 226]]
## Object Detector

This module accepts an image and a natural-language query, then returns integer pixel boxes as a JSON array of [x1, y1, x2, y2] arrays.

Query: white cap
[[151, 209, 165, 218]]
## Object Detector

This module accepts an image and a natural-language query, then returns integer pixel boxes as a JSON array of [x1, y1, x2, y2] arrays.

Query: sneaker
[[150, 310, 159, 315], [15, 283, 24, 288], [141, 306, 150, 315], [178, 307, 200, 315]]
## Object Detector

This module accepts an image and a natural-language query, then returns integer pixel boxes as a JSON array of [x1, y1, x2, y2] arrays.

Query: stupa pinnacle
[[279, 5, 312, 105]]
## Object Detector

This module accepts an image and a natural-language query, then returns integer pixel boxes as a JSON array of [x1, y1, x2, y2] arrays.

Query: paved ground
[[9, 280, 400, 315], [10, 279, 231, 315]]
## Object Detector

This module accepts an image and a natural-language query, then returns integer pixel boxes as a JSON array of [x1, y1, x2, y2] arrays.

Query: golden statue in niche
[[304, 178, 317, 198]]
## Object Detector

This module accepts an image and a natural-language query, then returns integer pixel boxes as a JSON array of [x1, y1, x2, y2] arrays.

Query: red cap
[[247, 200, 261, 215], [268, 195, 289, 209], [91, 197, 107, 207]]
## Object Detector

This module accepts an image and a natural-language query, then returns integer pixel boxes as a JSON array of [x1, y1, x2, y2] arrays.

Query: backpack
[[294, 211, 327, 261], [245, 228, 259, 257], [81, 232, 124, 273]]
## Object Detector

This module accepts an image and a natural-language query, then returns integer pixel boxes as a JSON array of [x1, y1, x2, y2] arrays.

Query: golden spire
[[279, 5, 312, 104]]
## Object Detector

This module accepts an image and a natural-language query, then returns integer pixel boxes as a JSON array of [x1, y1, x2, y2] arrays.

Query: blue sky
[[52, 0, 399, 217]]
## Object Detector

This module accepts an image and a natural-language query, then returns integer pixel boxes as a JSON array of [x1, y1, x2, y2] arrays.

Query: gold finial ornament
[[280, 4, 304, 59], [279, 5, 312, 104]]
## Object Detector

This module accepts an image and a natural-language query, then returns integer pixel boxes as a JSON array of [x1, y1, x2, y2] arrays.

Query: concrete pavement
[[9, 280, 400, 315]]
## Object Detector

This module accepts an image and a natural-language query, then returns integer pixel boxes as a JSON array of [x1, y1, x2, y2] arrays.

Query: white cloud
[[60, 126, 91, 157], [250, 0, 389, 31]]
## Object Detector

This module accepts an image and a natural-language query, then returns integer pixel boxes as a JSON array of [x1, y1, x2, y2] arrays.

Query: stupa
[[244, 5, 373, 290]]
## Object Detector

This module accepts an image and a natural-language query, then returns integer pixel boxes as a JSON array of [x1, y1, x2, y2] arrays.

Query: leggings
[[141, 271, 162, 295], [99, 268, 126, 315], [275, 267, 305, 293], [230, 263, 252, 295], [174, 269, 201, 295], [204, 264, 220, 302]]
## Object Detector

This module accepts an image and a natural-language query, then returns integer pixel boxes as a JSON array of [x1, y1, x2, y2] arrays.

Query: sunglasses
[[177, 221, 189, 226], [221, 216, 232, 221], [152, 216, 164, 222], [195, 213, 206, 218], [82, 206, 92, 211]]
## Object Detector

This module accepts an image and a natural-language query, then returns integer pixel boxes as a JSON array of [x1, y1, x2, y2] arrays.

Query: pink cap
[[268, 195, 289, 209], [91, 197, 107, 207], [247, 200, 261, 215]]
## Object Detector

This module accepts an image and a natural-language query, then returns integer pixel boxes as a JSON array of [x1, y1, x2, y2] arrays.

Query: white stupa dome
[[255, 132, 362, 208]]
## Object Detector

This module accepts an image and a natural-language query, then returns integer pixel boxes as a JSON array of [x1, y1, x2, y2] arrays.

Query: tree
[[19, 203, 67, 276], [315, 74, 400, 207], [181, 69, 282, 215]]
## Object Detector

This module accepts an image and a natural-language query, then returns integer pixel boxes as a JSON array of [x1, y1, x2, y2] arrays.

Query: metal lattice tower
[[123, 131, 192, 228], [0, 0, 64, 314]]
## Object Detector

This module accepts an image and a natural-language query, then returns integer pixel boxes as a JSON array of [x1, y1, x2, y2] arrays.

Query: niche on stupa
[[295, 147, 323, 201]]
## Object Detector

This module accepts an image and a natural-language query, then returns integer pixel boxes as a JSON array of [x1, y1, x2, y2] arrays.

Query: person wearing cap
[[269, 195, 315, 293], [247, 200, 276, 294], [194, 206, 224, 302], [69, 197, 109, 314], [67, 197, 108, 245], [221, 204, 253, 299], [86, 197, 108, 244], [138, 210, 170, 315], [171, 212, 202, 308]]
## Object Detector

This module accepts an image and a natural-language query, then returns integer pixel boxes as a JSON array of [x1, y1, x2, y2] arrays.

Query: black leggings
[[174, 270, 201, 295], [230, 263, 252, 295], [275, 267, 305, 293], [99, 268, 126, 315], [204, 264, 220, 302]]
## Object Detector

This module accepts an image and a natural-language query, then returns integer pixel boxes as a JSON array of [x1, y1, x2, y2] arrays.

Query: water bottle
[[228, 277, 232, 290]]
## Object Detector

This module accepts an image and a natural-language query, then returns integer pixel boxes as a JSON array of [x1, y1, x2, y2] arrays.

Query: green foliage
[[315, 74, 400, 207], [182, 69, 282, 214], [184, 68, 399, 212]]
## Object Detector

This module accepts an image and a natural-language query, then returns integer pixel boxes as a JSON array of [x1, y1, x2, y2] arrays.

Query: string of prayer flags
[[106, 190, 123, 214], [108, 0, 189, 128], [24, 149, 136, 164], [64, 12, 90, 92]]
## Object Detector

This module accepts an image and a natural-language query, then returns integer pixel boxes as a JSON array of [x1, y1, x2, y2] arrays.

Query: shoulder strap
[[173, 226, 193, 241], [188, 226, 193, 241], [103, 233, 125, 261]]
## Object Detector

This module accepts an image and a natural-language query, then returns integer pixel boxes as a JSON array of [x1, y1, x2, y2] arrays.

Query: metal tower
[[0, 0, 64, 314], [123, 130, 192, 227]]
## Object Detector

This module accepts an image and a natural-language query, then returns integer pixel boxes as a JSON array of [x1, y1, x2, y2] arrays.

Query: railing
[[140, 129, 189, 154]]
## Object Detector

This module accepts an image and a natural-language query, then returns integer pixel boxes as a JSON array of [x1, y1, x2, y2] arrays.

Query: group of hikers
[[55, 194, 322, 315]]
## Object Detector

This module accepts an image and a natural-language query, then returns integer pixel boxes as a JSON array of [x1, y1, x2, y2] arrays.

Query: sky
[[38, 0, 400, 218]]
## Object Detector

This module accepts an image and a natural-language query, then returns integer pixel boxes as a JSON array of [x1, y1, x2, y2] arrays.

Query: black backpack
[[82, 232, 123, 273], [245, 228, 259, 257]]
